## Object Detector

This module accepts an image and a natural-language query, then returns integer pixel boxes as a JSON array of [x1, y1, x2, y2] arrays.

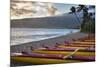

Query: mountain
[[11, 12, 82, 29]]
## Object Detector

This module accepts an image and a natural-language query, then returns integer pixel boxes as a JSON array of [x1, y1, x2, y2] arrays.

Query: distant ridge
[[11, 13, 82, 29]]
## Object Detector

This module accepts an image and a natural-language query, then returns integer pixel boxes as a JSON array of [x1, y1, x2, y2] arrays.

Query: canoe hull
[[72, 41, 95, 45], [11, 57, 82, 64], [32, 50, 95, 56]]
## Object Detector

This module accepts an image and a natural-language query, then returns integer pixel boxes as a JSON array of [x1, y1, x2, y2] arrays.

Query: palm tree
[[78, 5, 89, 22], [77, 5, 95, 33], [70, 6, 81, 26]]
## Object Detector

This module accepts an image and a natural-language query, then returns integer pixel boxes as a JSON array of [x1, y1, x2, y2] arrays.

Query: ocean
[[11, 28, 79, 45]]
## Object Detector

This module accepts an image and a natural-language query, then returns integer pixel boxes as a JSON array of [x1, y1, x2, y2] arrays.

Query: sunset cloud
[[11, 1, 61, 19]]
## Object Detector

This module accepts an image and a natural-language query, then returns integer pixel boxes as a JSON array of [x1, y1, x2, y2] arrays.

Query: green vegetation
[[70, 5, 95, 33], [80, 21, 95, 33]]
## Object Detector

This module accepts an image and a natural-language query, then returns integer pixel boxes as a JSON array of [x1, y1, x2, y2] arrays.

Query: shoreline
[[10, 32, 88, 53], [11, 28, 79, 45]]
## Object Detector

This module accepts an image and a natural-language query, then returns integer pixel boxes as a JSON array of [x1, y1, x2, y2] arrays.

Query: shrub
[[80, 21, 95, 33]]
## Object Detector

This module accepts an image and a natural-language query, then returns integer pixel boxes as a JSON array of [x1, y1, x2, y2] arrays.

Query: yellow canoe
[[11, 56, 82, 64], [32, 50, 95, 56], [72, 41, 95, 45], [58, 45, 95, 49], [58, 45, 94, 47], [83, 40, 95, 42]]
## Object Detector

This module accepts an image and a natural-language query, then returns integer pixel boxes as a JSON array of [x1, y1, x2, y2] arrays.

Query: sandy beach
[[10, 32, 89, 53]]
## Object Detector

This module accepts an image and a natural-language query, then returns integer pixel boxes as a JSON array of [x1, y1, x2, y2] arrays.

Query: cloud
[[11, 1, 60, 19]]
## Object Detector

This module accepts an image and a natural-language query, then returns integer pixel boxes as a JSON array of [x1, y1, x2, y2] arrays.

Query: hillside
[[11, 13, 82, 29]]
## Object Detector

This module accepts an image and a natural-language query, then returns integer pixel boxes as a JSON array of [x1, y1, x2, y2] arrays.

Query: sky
[[11, 1, 94, 19], [53, 3, 78, 14], [11, 1, 79, 19]]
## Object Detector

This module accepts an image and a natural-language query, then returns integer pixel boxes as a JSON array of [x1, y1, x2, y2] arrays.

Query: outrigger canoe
[[78, 39, 95, 42], [32, 50, 95, 56], [34, 46, 95, 52], [11, 51, 82, 64], [11, 56, 82, 64], [73, 38, 95, 42], [11, 52, 65, 59], [20, 51, 95, 61], [57, 46, 95, 51], [58, 44, 95, 47], [84, 40, 95, 42], [72, 41, 95, 45]]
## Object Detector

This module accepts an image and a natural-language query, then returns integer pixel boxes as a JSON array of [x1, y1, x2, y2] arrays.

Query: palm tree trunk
[[73, 13, 81, 29], [74, 13, 81, 24]]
